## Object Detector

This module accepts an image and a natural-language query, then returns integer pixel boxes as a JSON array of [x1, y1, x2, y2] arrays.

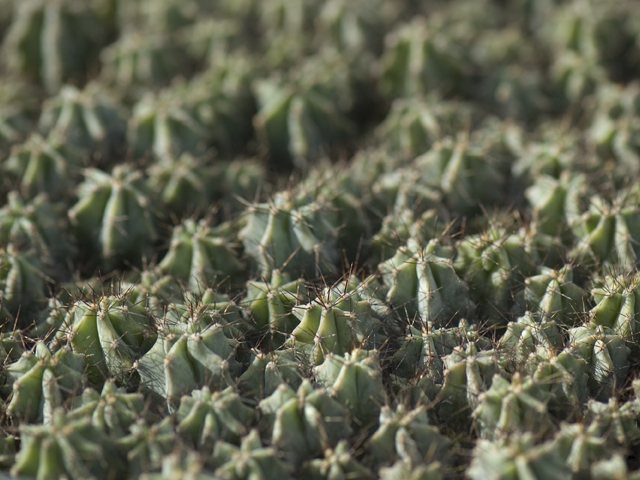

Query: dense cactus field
[[3, 0, 640, 478]]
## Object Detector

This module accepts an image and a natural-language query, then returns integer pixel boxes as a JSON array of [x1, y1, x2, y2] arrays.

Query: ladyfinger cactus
[[69, 164, 157, 269]]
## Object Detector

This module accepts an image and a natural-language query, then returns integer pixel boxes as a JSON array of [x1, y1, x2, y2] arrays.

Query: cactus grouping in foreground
[[3, 0, 640, 478]]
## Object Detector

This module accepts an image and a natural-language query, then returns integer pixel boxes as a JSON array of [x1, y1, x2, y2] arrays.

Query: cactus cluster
[[2, 0, 640, 478]]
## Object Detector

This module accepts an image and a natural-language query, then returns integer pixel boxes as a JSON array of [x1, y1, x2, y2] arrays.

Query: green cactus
[[2, 0, 108, 93], [67, 380, 154, 438], [365, 404, 451, 468], [269, 380, 352, 467], [380, 238, 474, 326], [0, 244, 46, 322], [314, 349, 387, 431], [118, 417, 177, 476], [0, 83, 34, 156], [59, 293, 157, 384], [209, 429, 295, 480], [243, 270, 308, 348], [11, 408, 127, 480], [468, 434, 569, 480], [301, 440, 375, 480], [69, 164, 157, 269], [454, 226, 536, 323], [240, 191, 340, 279], [138, 449, 216, 480], [237, 349, 304, 400], [4, 342, 84, 424], [3, 132, 84, 200], [550, 51, 605, 108], [176, 386, 256, 450], [498, 312, 563, 368], [379, 460, 443, 480], [158, 219, 244, 291]]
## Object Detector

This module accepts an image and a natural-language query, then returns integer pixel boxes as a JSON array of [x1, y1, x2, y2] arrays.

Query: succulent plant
[[38, 84, 126, 163], [454, 226, 536, 323], [380, 17, 466, 99], [497, 312, 563, 368], [59, 293, 157, 384], [380, 238, 474, 326], [253, 54, 355, 170], [379, 460, 444, 480], [314, 349, 387, 431], [269, 380, 352, 467], [365, 404, 451, 468], [118, 417, 177, 476], [2, 0, 108, 93], [11, 408, 127, 480], [0, 244, 46, 322], [69, 164, 157, 269], [301, 440, 375, 480], [4, 342, 84, 424], [176, 386, 256, 449], [158, 219, 244, 291], [238, 348, 304, 401], [468, 434, 569, 480], [240, 191, 340, 279], [209, 429, 295, 480], [243, 270, 308, 348], [67, 379, 153, 438]]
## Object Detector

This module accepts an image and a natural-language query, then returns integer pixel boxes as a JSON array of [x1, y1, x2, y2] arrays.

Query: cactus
[[176, 386, 256, 449], [69, 164, 157, 269], [269, 380, 352, 467], [468, 434, 569, 480], [3, 132, 83, 200], [301, 440, 375, 480], [314, 349, 387, 430], [237, 349, 304, 401], [2, 0, 108, 93], [59, 293, 157, 384], [11, 408, 127, 480], [365, 404, 451, 468], [0, 244, 46, 322], [158, 219, 244, 291], [118, 417, 177, 476], [4, 342, 84, 424], [380, 238, 474, 326], [209, 429, 294, 480], [240, 191, 340, 279], [498, 312, 563, 368], [243, 270, 308, 348]]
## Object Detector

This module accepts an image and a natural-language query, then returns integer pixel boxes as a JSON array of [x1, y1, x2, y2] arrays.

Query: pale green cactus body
[[2, 0, 108, 93], [269, 380, 352, 467], [525, 172, 586, 237], [240, 191, 340, 279], [314, 349, 387, 430], [570, 191, 640, 269], [520, 266, 586, 325], [370, 166, 441, 217], [237, 349, 303, 400], [513, 134, 581, 181], [468, 434, 569, 480], [61, 294, 157, 384], [0, 84, 34, 155], [380, 238, 474, 326], [375, 97, 479, 160], [0, 244, 46, 322], [454, 227, 536, 323], [301, 440, 375, 480], [177, 18, 240, 68], [11, 408, 127, 480], [244, 270, 308, 348], [414, 137, 505, 214], [176, 386, 256, 449], [589, 272, 640, 346], [129, 90, 210, 160], [566, 325, 630, 399], [473, 373, 555, 440], [0, 192, 76, 265], [366, 405, 451, 468], [139, 450, 217, 480], [5, 342, 84, 424], [38, 84, 127, 160], [136, 323, 239, 408], [118, 417, 176, 476], [69, 164, 157, 269], [158, 219, 244, 291], [583, 396, 640, 451], [498, 312, 563, 368], [67, 380, 149, 437], [4, 132, 83, 199], [380, 17, 465, 98], [550, 51, 605, 107], [379, 460, 443, 480], [209, 429, 295, 480]]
